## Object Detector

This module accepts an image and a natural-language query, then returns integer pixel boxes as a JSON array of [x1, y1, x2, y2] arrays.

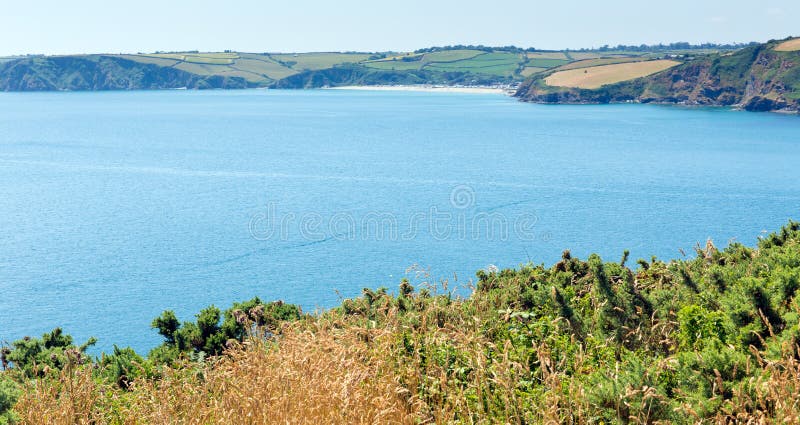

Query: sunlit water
[[1, 89, 799, 354]]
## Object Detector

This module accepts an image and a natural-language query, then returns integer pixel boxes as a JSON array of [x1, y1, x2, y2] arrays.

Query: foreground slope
[[3, 222, 800, 423], [517, 38, 800, 112]]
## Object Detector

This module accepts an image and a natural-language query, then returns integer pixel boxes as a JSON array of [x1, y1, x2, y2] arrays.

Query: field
[[520, 66, 547, 77], [565, 51, 604, 60], [544, 59, 680, 88], [117, 52, 371, 84], [270, 52, 372, 70], [364, 60, 424, 71], [364, 50, 524, 77], [775, 38, 800, 52], [421, 49, 484, 62], [527, 57, 570, 68], [526, 51, 568, 60], [554, 56, 647, 71]]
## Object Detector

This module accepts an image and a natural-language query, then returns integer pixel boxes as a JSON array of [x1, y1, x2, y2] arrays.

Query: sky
[[0, 0, 797, 55]]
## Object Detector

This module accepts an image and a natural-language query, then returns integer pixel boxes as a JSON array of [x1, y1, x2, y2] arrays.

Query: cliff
[[516, 41, 800, 112], [0, 55, 250, 91]]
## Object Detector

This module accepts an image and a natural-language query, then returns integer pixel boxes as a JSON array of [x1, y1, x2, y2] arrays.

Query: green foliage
[[677, 305, 728, 350], [4, 328, 96, 378], [5, 221, 800, 422], [0, 374, 19, 424], [149, 297, 303, 362], [99, 346, 151, 389]]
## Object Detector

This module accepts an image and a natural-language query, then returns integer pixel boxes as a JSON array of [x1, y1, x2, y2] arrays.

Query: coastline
[[326, 85, 513, 95]]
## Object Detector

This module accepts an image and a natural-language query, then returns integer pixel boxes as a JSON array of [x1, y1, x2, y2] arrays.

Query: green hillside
[[516, 37, 800, 112]]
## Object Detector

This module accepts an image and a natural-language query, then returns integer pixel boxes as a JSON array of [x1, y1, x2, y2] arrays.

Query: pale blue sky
[[1, 0, 797, 55]]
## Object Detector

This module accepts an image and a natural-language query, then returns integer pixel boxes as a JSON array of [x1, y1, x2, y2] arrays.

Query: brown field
[[544, 59, 680, 89], [775, 38, 800, 52]]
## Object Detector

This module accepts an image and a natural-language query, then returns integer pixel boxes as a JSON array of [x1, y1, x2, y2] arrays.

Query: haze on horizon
[[1, 0, 798, 56]]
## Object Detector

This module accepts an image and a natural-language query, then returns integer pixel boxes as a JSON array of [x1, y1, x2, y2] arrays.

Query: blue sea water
[[1, 89, 799, 354]]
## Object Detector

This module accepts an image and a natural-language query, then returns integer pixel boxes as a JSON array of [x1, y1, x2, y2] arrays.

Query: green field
[[527, 51, 568, 60], [527, 58, 571, 68], [364, 60, 424, 71], [271, 52, 372, 70], [422, 49, 484, 62]]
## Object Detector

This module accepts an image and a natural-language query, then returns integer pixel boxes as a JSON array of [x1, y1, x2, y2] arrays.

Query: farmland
[[270, 52, 373, 70], [364, 50, 523, 77], [1, 43, 747, 90], [544, 59, 680, 89], [553, 56, 647, 71], [774, 38, 800, 51]]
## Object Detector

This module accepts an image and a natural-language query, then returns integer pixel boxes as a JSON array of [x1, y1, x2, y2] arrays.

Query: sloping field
[[775, 38, 800, 52], [521, 66, 547, 77], [364, 60, 423, 71], [554, 57, 646, 71], [544, 59, 680, 89], [567, 52, 604, 60], [271, 53, 372, 70], [120, 52, 299, 83], [364, 51, 524, 76], [527, 52, 568, 60], [119, 55, 180, 67], [235, 57, 297, 80], [421, 49, 484, 62], [527, 58, 570, 68]]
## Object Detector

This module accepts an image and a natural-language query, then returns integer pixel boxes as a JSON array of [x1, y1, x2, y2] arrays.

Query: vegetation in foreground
[[3, 222, 800, 423]]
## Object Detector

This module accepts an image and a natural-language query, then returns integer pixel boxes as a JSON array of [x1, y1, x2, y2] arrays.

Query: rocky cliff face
[[516, 42, 800, 113], [0, 55, 250, 91]]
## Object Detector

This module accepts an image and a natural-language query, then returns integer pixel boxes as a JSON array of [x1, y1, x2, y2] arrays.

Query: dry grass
[[544, 59, 680, 89], [774, 38, 800, 52], [14, 321, 421, 424], [712, 344, 800, 424], [12, 307, 800, 424]]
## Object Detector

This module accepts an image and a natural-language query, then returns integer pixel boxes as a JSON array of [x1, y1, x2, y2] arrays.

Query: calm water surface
[[1, 89, 799, 353]]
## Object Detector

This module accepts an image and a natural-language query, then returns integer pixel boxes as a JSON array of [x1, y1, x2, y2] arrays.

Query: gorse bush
[[2, 221, 800, 423]]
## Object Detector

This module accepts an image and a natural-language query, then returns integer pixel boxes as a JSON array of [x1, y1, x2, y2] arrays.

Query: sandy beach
[[326, 85, 512, 95]]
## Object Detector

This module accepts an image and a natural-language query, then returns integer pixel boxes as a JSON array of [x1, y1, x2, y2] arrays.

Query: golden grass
[[545, 59, 680, 89], [14, 322, 421, 424], [11, 302, 800, 423], [774, 38, 800, 52]]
